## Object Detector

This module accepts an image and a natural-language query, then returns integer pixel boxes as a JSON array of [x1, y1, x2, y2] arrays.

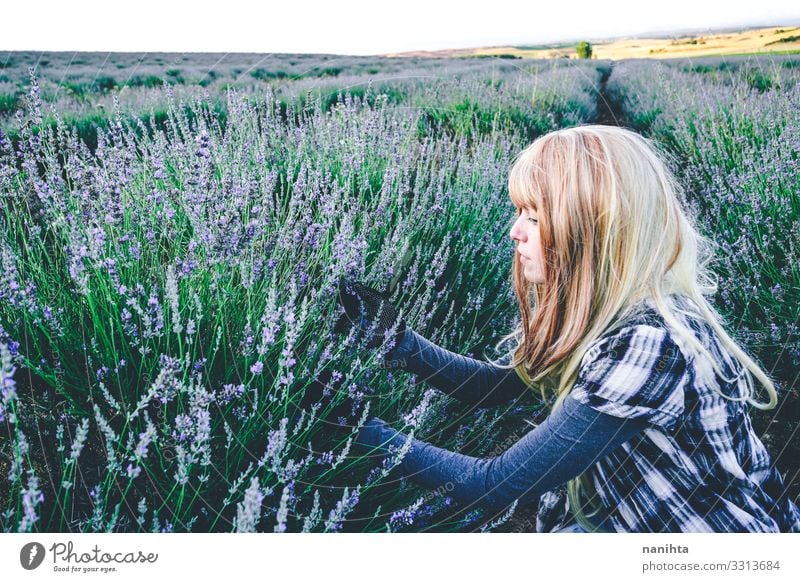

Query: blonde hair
[[492, 124, 779, 532]]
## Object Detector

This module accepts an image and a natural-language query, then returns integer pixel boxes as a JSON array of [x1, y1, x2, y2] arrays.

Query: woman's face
[[510, 206, 544, 284]]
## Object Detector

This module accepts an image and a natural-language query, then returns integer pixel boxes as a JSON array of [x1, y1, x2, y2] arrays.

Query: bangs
[[508, 147, 544, 211]]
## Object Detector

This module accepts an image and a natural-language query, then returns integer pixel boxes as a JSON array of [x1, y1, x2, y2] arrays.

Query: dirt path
[[594, 63, 622, 126]]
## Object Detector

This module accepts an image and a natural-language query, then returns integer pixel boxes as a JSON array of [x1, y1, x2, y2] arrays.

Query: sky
[[3, 0, 799, 55]]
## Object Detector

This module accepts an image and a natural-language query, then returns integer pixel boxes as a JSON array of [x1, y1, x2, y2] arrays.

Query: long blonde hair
[[492, 124, 779, 532]]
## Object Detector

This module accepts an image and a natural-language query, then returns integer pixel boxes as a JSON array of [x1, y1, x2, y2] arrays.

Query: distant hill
[[385, 25, 800, 60]]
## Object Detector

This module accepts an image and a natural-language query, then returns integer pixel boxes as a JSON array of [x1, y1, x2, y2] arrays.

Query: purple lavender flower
[[1, 342, 17, 416], [17, 469, 44, 533], [235, 476, 265, 533], [217, 383, 246, 406]]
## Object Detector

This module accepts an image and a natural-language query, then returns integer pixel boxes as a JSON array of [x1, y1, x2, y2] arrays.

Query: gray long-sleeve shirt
[[354, 327, 651, 518], [356, 295, 800, 533]]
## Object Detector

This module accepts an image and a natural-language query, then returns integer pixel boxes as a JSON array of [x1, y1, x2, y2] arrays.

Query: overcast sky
[[3, 0, 799, 55]]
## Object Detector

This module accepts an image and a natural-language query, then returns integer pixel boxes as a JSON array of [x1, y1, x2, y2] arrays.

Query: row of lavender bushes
[[606, 55, 800, 503], [0, 58, 591, 152], [0, 63, 601, 532]]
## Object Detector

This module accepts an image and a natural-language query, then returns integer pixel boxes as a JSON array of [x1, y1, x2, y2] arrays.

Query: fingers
[[301, 370, 364, 432], [337, 279, 359, 311], [332, 309, 354, 335], [334, 278, 364, 333], [333, 279, 400, 350], [353, 281, 389, 304]]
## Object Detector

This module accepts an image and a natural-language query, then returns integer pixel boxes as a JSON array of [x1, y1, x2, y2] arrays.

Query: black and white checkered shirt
[[537, 293, 800, 532]]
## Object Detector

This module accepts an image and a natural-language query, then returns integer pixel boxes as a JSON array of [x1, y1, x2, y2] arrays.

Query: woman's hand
[[298, 372, 390, 449], [332, 278, 407, 355], [297, 368, 363, 429]]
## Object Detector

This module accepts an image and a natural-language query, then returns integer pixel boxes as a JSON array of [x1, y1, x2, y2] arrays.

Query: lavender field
[[0, 52, 798, 532]]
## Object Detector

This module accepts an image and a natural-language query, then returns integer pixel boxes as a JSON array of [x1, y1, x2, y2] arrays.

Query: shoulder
[[582, 294, 698, 366], [580, 321, 686, 378], [571, 317, 690, 432]]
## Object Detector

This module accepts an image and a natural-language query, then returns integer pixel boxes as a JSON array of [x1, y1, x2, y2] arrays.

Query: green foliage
[[92, 76, 117, 93], [198, 70, 220, 87], [414, 96, 562, 143], [250, 68, 289, 81], [125, 75, 164, 89], [765, 34, 800, 46], [0, 93, 18, 115], [165, 69, 185, 84], [682, 64, 716, 74], [471, 54, 521, 59], [1, 100, 227, 154], [60, 82, 90, 100], [513, 43, 574, 50], [743, 69, 774, 92], [316, 66, 343, 77], [626, 107, 663, 135], [576, 41, 593, 59]]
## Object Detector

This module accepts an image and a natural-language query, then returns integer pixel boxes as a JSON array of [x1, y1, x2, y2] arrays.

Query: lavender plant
[[0, 63, 597, 532], [607, 57, 800, 366]]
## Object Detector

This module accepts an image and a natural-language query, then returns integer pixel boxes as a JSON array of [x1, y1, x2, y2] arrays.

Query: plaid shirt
[[537, 293, 800, 532]]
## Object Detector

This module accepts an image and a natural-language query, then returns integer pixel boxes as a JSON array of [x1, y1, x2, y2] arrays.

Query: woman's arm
[[355, 394, 650, 516], [388, 327, 530, 408]]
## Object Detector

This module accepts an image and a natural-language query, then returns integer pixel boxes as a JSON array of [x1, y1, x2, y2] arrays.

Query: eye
[[527, 216, 538, 225]]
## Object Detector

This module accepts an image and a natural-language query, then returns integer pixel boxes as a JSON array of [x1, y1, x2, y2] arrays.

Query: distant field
[[387, 25, 800, 60]]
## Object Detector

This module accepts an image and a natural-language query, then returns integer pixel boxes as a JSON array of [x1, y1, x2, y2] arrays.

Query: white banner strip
[[2, 533, 798, 581]]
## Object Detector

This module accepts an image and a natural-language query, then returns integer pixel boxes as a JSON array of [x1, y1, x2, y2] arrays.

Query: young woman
[[331, 124, 800, 533]]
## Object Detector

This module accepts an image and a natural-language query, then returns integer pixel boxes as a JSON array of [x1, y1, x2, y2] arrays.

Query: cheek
[[535, 237, 547, 268], [531, 230, 543, 256]]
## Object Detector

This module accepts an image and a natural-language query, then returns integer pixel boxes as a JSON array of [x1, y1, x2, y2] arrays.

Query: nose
[[510, 216, 525, 242]]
